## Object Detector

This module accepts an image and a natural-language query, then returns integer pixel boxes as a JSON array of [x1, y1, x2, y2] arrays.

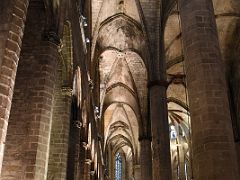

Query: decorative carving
[[61, 86, 73, 97], [89, 79, 94, 90], [74, 120, 82, 129]]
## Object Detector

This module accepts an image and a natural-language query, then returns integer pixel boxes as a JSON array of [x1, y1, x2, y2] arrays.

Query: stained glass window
[[115, 153, 122, 180]]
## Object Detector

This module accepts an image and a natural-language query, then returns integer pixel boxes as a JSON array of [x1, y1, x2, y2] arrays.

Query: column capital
[[134, 164, 141, 168], [90, 171, 95, 176], [147, 80, 168, 88], [85, 159, 92, 164], [61, 86, 73, 97]]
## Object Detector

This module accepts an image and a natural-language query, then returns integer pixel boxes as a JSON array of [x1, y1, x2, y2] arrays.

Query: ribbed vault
[[98, 15, 145, 52], [93, 0, 148, 179]]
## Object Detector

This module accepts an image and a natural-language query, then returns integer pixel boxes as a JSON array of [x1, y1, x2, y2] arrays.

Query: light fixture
[[86, 38, 90, 43], [94, 106, 99, 114], [81, 15, 87, 21], [83, 21, 88, 27]]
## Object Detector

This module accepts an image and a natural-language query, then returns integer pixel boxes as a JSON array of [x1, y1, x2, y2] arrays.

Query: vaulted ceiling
[[92, 1, 148, 170], [91, 0, 240, 174]]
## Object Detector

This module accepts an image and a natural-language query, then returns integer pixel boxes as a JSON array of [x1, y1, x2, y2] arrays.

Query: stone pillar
[[237, 144, 240, 177], [0, 0, 29, 174], [139, 136, 152, 180], [78, 141, 87, 180], [84, 147, 91, 180], [1, 38, 59, 180], [133, 165, 141, 180], [149, 81, 172, 180], [1, 1, 60, 179], [108, 145, 113, 179], [47, 87, 72, 180], [90, 170, 96, 180], [179, 0, 240, 179], [178, 143, 186, 180], [84, 159, 91, 180], [99, 161, 104, 180], [66, 97, 82, 180]]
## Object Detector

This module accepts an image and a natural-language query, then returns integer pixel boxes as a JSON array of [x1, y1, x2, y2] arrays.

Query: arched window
[[115, 153, 122, 180]]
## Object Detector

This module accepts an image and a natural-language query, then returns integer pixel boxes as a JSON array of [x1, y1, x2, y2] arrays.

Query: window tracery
[[115, 153, 122, 180]]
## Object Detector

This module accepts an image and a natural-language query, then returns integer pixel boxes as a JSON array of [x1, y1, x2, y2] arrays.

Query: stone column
[[66, 108, 82, 180], [107, 145, 113, 179], [77, 141, 86, 180], [0, 0, 29, 174], [149, 81, 172, 180], [178, 143, 186, 180], [84, 159, 91, 180], [1, 38, 59, 180], [47, 87, 72, 180], [179, 0, 240, 179], [139, 136, 152, 180], [90, 170, 96, 180], [133, 165, 141, 180]]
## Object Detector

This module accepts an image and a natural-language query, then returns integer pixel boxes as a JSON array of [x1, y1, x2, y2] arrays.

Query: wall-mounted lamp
[[94, 106, 99, 114], [83, 21, 88, 27], [81, 15, 87, 20], [86, 38, 90, 43]]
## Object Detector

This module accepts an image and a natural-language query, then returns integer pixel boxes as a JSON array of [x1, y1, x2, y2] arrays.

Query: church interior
[[0, 0, 240, 179]]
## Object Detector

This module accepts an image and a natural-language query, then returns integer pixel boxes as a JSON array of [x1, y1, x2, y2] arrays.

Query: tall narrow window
[[115, 153, 122, 180]]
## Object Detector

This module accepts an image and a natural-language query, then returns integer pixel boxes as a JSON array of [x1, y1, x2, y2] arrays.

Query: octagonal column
[[139, 136, 152, 180], [84, 159, 91, 180], [0, 0, 29, 174], [179, 0, 240, 179], [133, 164, 141, 180], [149, 81, 172, 180]]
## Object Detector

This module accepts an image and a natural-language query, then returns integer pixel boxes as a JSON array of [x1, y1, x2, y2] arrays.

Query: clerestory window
[[115, 153, 122, 180]]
